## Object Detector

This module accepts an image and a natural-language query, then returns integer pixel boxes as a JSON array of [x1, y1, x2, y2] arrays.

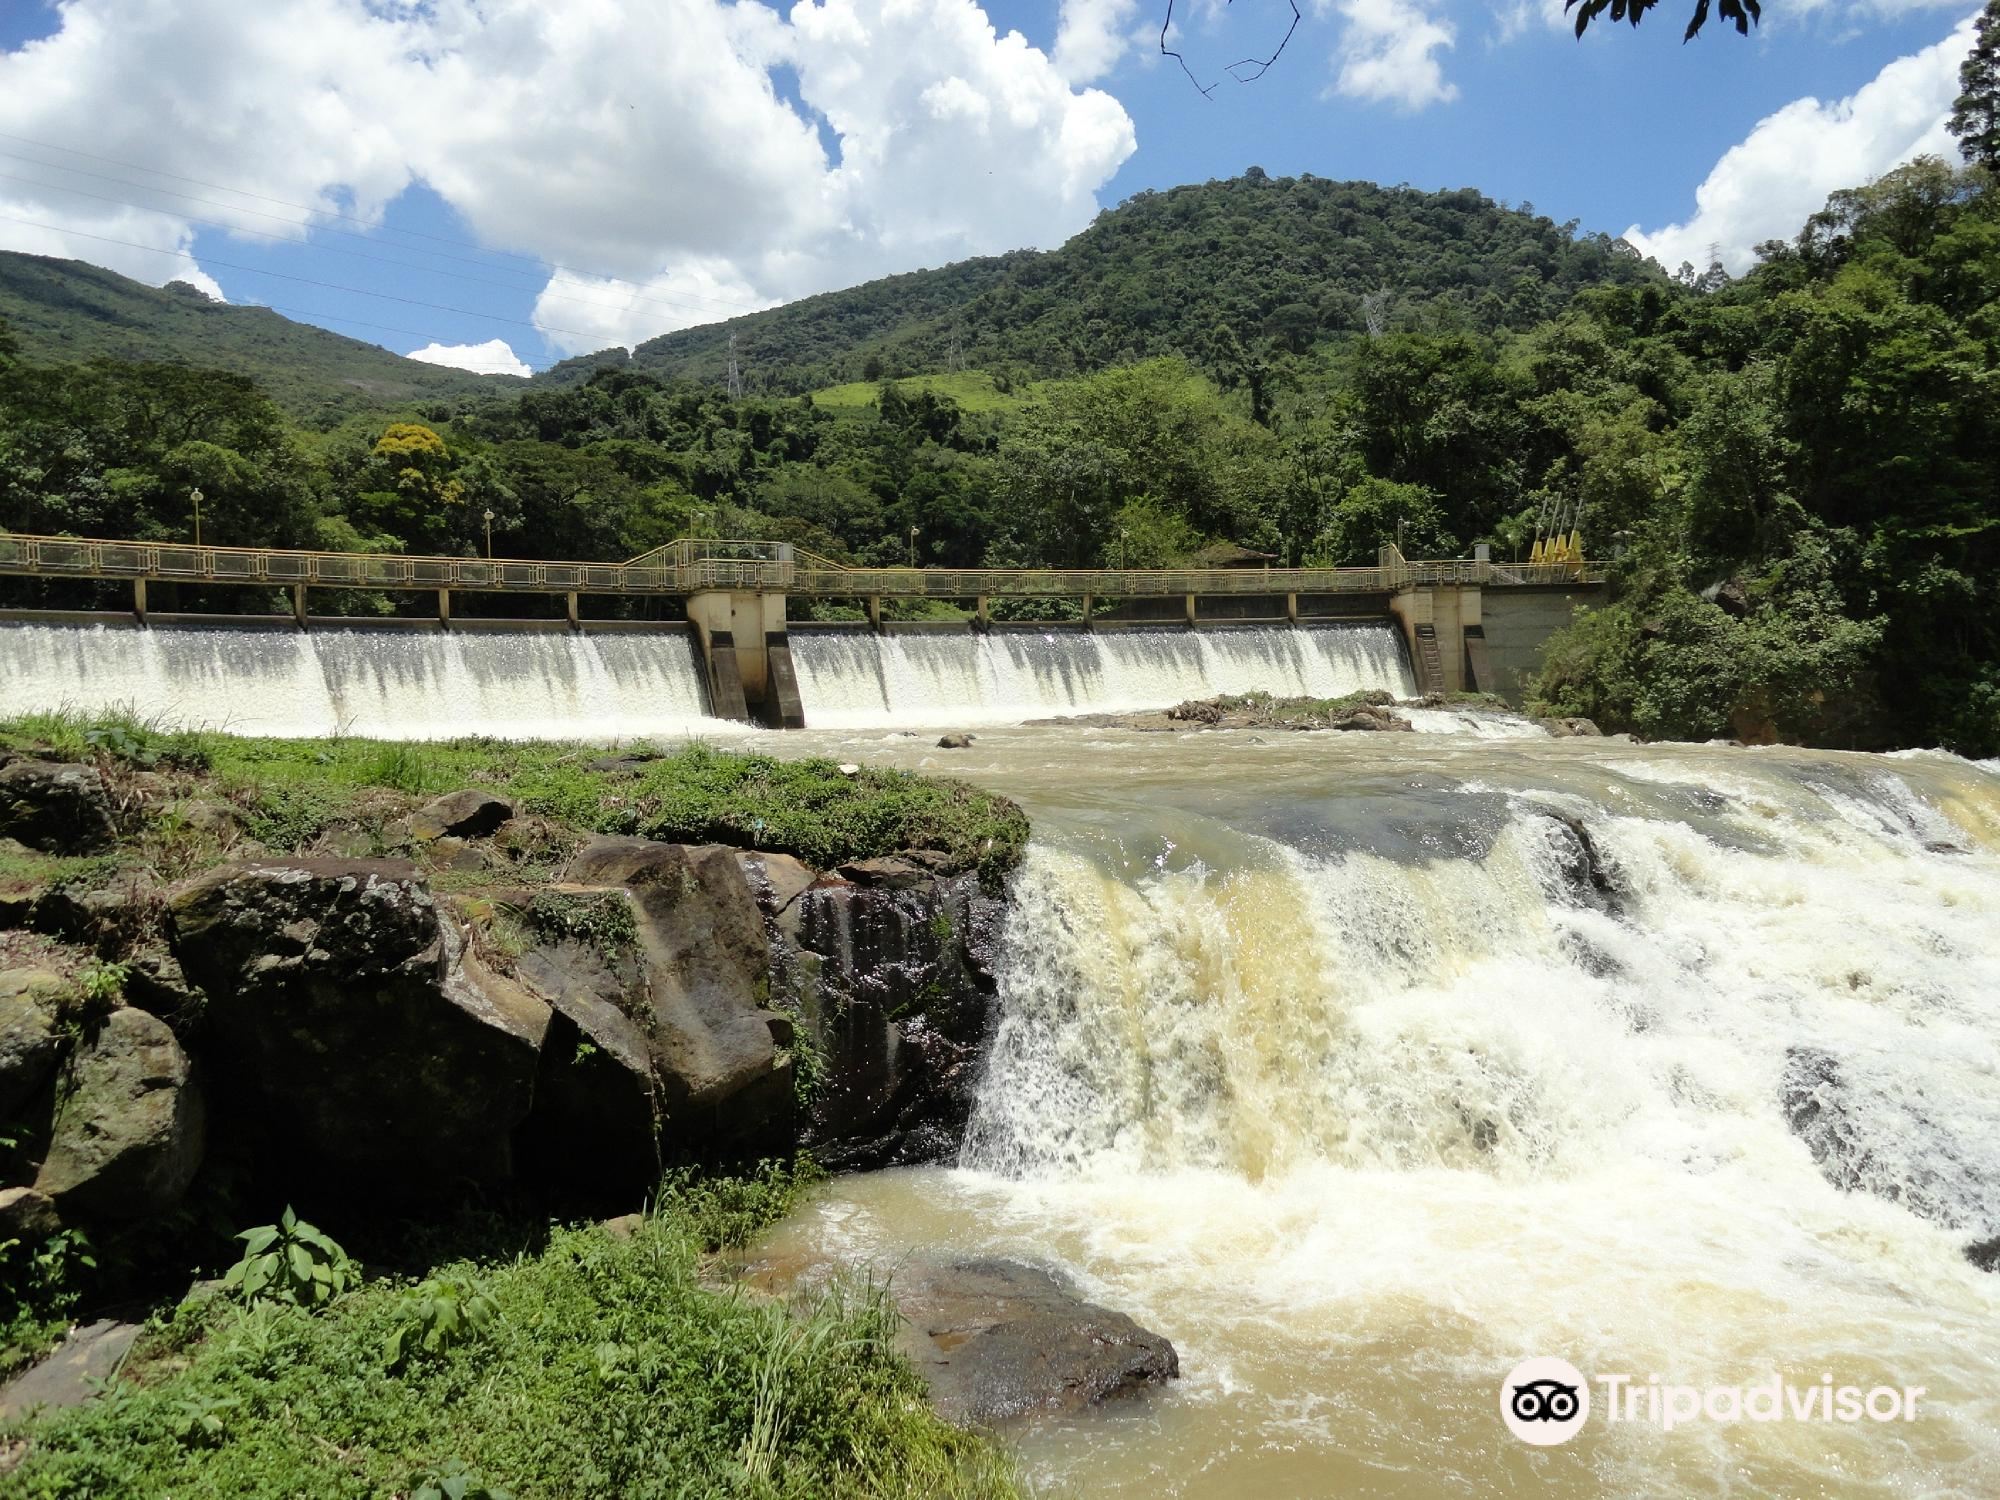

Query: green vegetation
[[809, 372, 1023, 413], [221, 1208, 360, 1309], [0, 252, 514, 422], [5, 156, 1999, 751], [0, 714, 1029, 883], [553, 177, 1659, 393], [5, 1168, 1019, 1500]]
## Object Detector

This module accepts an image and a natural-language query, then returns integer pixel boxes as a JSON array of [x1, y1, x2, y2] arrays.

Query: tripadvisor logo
[[1502, 1357, 1590, 1446], [1501, 1357, 1928, 1446]]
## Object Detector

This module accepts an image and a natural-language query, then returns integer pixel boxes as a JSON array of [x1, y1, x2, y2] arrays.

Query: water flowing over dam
[[0, 621, 732, 740], [754, 729, 2000, 1498], [787, 623, 1415, 728], [1, 619, 1417, 736]]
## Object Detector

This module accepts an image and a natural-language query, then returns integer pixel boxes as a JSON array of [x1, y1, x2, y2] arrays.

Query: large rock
[[0, 969, 65, 1117], [1783, 1045, 2000, 1259], [512, 935, 662, 1200], [893, 1258, 1178, 1424], [168, 858, 548, 1189], [35, 1007, 203, 1220], [0, 1186, 60, 1241], [0, 759, 119, 854], [410, 789, 515, 841], [558, 838, 792, 1156], [789, 865, 1003, 1168], [0, 1319, 142, 1420]]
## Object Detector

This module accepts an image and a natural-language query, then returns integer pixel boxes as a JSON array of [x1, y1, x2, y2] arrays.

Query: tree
[[1949, 0, 2000, 173], [1564, 0, 1758, 40]]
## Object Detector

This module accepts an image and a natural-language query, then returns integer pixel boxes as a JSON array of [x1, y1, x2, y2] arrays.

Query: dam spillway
[[0, 621, 732, 741], [0, 619, 1415, 736], [786, 623, 1415, 729]]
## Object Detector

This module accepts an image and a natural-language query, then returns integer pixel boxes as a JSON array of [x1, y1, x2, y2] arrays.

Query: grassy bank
[[4, 1169, 1021, 1499], [0, 712, 1029, 887]]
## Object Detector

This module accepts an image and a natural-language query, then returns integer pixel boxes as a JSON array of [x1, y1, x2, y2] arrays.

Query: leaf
[[287, 1242, 313, 1283], [279, 1205, 297, 1232], [239, 1225, 280, 1254]]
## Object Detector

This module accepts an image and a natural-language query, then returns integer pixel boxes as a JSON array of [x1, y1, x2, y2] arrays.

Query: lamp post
[[483, 508, 495, 559], [190, 487, 203, 547], [908, 525, 920, 568]]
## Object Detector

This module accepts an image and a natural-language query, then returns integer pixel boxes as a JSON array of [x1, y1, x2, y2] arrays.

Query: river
[[752, 725, 2000, 1498]]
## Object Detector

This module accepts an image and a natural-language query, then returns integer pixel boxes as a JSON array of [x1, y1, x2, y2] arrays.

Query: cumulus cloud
[[405, 338, 531, 378], [1329, 0, 1458, 110], [1625, 15, 1976, 273], [1054, 0, 1144, 81], [0, 0, 1137, 359]]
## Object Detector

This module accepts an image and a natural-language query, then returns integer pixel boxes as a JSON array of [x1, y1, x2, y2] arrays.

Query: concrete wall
[[1479, 585, 1606, 703]]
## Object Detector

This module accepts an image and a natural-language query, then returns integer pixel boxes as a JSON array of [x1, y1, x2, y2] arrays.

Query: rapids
[[752, 727, 2000, 1498]]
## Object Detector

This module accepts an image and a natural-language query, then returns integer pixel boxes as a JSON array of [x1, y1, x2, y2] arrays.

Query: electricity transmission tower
[[726, 333, 743, 400]]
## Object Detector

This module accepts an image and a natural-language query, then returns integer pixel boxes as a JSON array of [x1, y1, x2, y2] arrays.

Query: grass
[[0, 712, 1029, 887], [807, 371, 1025, 414], [4, 1167, 1022, 1500]]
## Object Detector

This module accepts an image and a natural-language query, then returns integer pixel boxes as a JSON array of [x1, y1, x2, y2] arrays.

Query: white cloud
[[1625, 14, 1977, 273], [1054, 0, 1143, 82], [405, 338, 531, 378], [0, 0, 1137, 358], [1329, 0, 1458, 111]]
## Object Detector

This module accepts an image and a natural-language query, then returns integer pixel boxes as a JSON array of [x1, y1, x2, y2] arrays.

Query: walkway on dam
[[0, 534, 1604, 602]]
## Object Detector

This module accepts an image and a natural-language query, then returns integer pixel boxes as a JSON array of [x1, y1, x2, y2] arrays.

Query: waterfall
[[788, 623, 1415, 729], [0, 621, 733, 740], [753, 738, 2000, 1498]]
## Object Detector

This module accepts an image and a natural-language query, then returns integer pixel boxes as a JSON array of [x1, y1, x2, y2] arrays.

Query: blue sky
[[0, 0, 1981, 374]]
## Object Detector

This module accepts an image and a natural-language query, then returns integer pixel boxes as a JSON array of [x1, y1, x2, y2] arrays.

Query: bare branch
[[1224, 0, 1303, 84], [1160, 0, 1221, 100]]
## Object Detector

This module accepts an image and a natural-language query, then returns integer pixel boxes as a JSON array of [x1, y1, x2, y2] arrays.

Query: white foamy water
[[787, 624, 1415, 729], [0, 622, 737, 740], [752, 731, 2000, 1499], [1401, 705, 1550, 739]]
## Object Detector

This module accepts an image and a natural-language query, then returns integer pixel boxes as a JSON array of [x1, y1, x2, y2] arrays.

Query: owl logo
[[1501, 1358, 1591, 1445]]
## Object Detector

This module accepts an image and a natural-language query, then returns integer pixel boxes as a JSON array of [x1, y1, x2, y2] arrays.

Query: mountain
[[0, 252, 519, 421], [543, 174, 1666, 394]]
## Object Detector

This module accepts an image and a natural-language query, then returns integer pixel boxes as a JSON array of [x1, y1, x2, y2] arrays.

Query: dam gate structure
[[0, 535, 1606, 728]]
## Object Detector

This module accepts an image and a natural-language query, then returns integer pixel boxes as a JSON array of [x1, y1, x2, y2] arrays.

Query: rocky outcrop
[[0, 807, 1010, 1224], [0, 968, 65, 1118], [34, 1006, 203, 1220], [892, 1258, 1178, 1424], [410, 789, 515, 841], [558, 838, 793, 1153], [169, 858, 548, 1191], [1782, 1045, 2000, 1267], [0, 759, 120, 854], [787, 858, 1004, 1169]]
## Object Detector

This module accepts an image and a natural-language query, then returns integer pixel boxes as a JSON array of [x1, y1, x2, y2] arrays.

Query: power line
[[0, 129, 766, 314], [0, 163, 754, 326], [0, 209, 603, 341]]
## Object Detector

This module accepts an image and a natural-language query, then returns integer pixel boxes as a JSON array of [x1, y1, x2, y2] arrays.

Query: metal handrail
[[0, 532, 1605, 597]]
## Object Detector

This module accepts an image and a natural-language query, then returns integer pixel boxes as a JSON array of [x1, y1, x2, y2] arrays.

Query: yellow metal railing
[[0, 532, 1604, 598]]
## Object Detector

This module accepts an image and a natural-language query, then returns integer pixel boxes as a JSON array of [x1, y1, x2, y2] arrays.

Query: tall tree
[[1950, 0, 2000, 173]]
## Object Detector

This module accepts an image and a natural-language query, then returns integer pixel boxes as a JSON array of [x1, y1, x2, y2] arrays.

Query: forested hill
[[0, 252, 518, 422], [543, 174, 1666, 393]]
